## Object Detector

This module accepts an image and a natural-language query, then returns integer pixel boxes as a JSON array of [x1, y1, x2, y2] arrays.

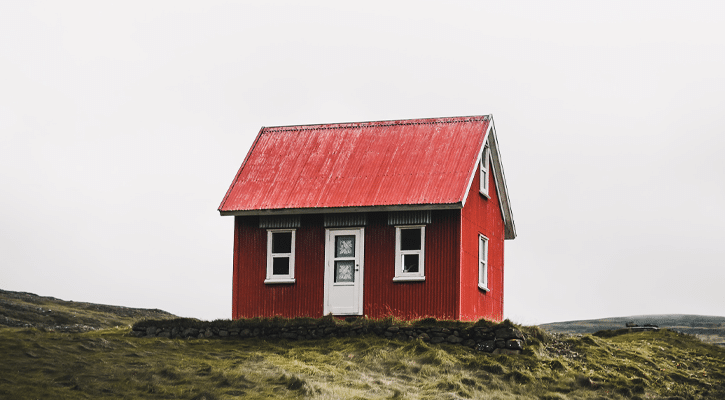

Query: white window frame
[[478, 234, 489, 291], [265, 229, 296, 284], [393, 225, 425, 282], [479, 145, 490, 198]]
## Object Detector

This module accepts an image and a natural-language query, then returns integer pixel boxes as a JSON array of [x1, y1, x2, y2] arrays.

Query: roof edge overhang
[[218, 203, 463, 217], [460, 115, 517, 240], [218, 126, 266, 212]]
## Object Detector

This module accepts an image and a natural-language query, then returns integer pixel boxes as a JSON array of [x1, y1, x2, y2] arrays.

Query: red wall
[[232, 211, 461, 320], [232, 215, 326, 318], [459, 164, 506, 321], [363, 211, 459, 320], [232, 195, 504, 321]]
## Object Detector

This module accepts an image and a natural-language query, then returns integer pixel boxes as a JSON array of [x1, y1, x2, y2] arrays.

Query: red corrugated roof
[[219, 116, 491, 213]]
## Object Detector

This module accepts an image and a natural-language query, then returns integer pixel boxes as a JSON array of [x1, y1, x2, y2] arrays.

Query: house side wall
[[232, 215, 325, 319], [363, 211, 459, 320], [232, 211, 461, 320], [459, 164, 506, 321]]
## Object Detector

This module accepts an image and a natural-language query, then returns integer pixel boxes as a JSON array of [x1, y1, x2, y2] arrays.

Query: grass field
[[2, 290, 725, 399]]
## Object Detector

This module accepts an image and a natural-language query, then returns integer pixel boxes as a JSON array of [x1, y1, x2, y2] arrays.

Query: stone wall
[[130, 319, 526, 354]]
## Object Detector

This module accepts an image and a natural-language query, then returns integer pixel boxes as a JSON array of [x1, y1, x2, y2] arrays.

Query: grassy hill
[[2, 289, 725, 399], [0, 288, 176, 331], [540, 315, 725, 347]]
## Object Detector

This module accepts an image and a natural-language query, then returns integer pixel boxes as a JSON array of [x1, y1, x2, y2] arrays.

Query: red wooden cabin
[[219, 115, 516, 321]]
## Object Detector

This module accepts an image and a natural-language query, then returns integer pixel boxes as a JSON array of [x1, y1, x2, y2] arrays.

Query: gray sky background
[[2, 1, 724, 324]]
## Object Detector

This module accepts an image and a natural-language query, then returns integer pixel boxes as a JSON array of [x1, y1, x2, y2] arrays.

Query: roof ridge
[[264, 115, 491, 133]]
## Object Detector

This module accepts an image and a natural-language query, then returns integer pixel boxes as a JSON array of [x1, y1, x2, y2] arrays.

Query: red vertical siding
[[459, 163, 506, 321], [363, 211, 459, 320], [232, 215, 326, 319], [233, 211, 463, 321]]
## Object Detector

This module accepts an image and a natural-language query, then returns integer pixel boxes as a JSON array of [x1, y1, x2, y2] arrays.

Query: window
[[265, 229, 296, 284], [480, 145, 490, 197], [393, 226, 425, 281], [478, 234, 489, 291]]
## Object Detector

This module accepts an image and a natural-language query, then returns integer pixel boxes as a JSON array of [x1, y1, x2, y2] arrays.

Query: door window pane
[[335, 260, 355, 282], [272, 232, 292, 254], [400, 228, 421, 250], [335, 235, 355, 257]]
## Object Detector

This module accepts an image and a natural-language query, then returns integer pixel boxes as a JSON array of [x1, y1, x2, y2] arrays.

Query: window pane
[[272, 257, 290, 275], [403, 254, 419, 273], [335, 235, 355, 258], [272, 232, 292, 254], [335, 260, 355, 282], [400, 228, 421, 251]]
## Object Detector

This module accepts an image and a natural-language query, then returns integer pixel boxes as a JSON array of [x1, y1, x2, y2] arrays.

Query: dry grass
[[2, 290, 724, 399], [1, 326, 724, 399]]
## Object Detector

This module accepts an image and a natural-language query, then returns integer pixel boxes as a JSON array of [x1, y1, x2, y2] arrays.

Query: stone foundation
[[130, 319, 526, 354]]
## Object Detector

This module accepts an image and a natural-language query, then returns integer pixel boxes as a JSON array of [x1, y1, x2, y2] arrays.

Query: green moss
[[1, 322, 724, 399]]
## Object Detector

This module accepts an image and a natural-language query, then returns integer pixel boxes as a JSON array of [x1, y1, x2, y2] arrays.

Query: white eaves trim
[[460, 115, 517, 240]]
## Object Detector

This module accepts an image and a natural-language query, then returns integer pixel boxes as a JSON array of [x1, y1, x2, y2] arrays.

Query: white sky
[[2, 1, 724, 324]]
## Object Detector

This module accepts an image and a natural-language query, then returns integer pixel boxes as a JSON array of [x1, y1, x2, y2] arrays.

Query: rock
[[495, 339, 506, 348], [387, 326, 400, 332], [146, 327, 157, 336], [204, 329, 213, 338], [183, 328, 199, 337], [495, 327, 523, 340], [477, 340, 496, 352], [219, 330, 229, 337], [447, 335, 463, 344], [462, 339, 476, 347], [240, 329, 250, 337], [474, 329, 495, 340], [506, 339, 524, 350], [418, 333, 430, 341], [430, 336, 445, 344], [158, 331, 171, 338]]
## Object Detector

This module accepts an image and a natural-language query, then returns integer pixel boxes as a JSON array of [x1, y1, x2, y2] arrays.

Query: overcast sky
[[2, 1, 724, 324]]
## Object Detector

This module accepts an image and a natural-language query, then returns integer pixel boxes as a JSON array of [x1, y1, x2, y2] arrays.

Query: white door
[[324, 228, 364, 315]]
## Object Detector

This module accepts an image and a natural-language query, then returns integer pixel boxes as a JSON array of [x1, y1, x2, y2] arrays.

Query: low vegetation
[[2, 290, 724, 399], [0, 289, 175, 331]]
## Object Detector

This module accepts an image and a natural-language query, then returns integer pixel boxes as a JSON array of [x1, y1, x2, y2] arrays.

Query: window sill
[[264, 278, 296, 285], [479, 191, 490, 199], [478, 283, 490, 292], [393, 276, 426, 282]]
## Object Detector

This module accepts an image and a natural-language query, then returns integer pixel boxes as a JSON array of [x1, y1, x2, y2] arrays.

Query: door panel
[[324, 228, 364, 315]]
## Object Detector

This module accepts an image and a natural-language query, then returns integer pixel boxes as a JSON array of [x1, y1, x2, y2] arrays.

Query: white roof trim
[[460, 116, 516, 240]]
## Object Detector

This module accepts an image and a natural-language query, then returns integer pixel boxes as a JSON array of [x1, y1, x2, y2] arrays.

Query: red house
[[219, 115, 516, 321]]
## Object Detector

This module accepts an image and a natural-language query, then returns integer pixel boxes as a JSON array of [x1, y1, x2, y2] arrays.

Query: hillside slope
[[540, 315, 725, 346], [1, 289, 725, 399], [0, 288, 176, 331]]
